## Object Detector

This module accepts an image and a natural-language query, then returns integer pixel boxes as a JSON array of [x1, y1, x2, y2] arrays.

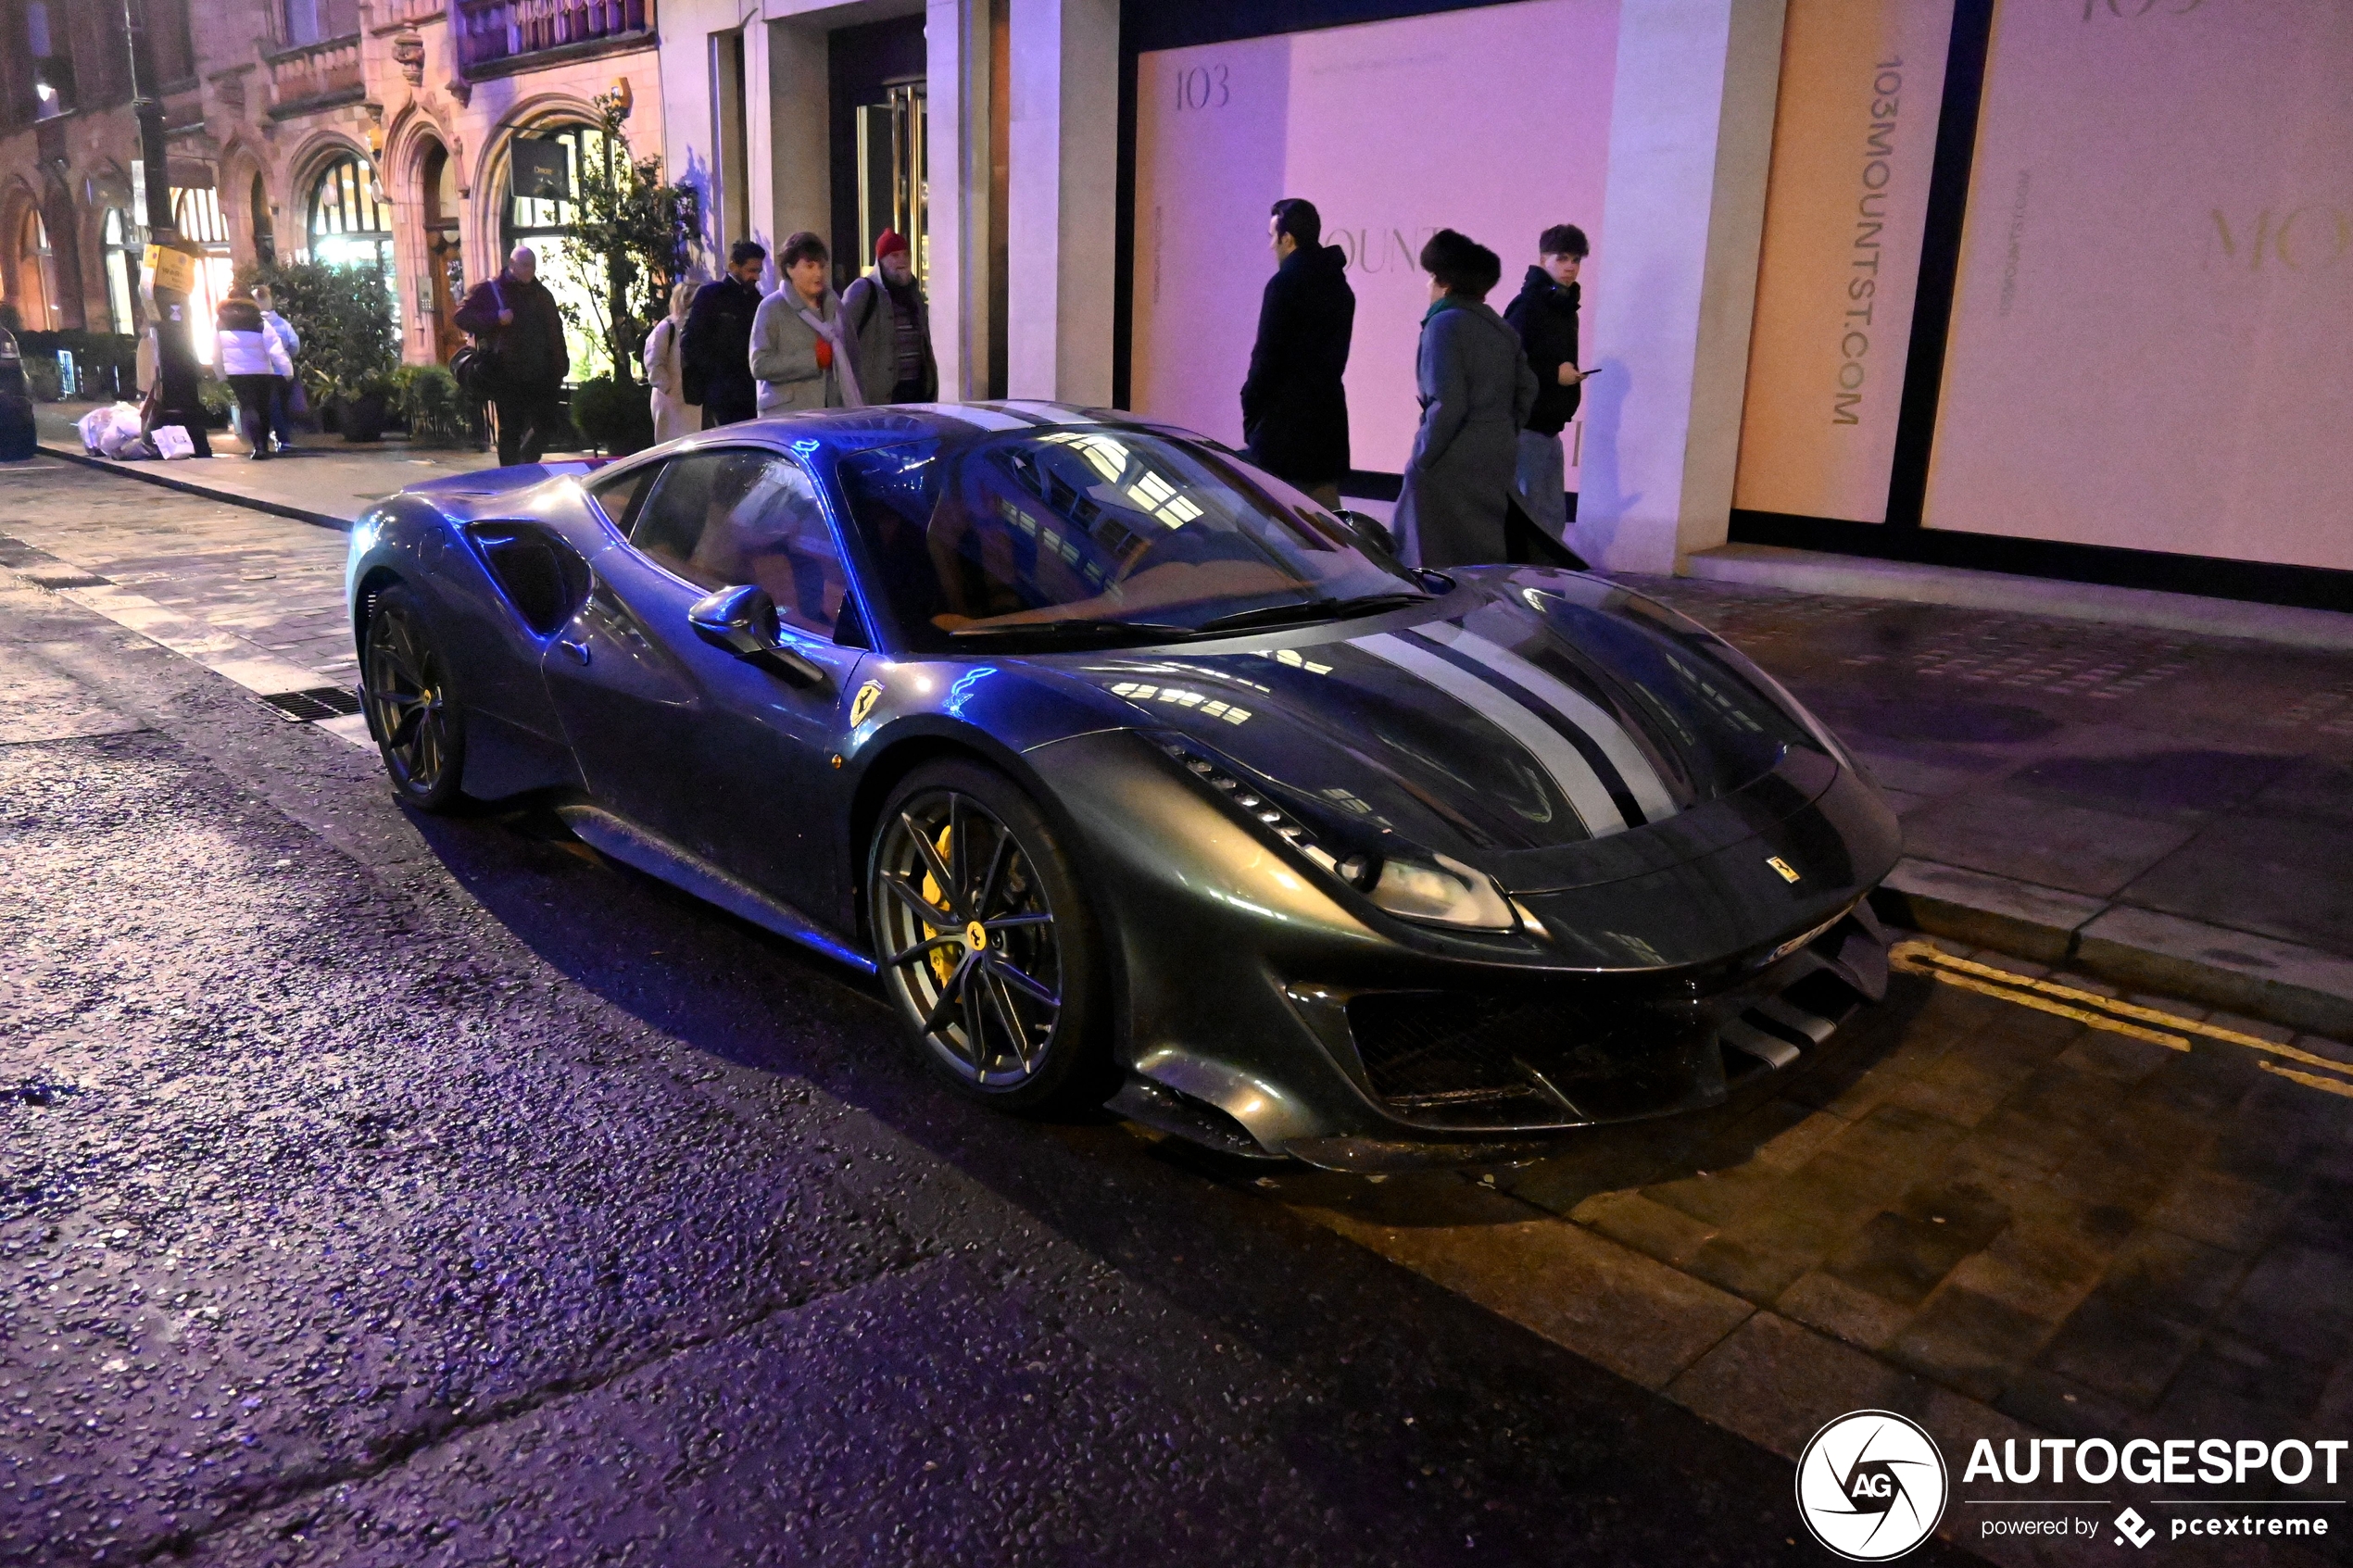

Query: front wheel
[[868, 760, 1110, 1112], [361, 582, 468, 812]]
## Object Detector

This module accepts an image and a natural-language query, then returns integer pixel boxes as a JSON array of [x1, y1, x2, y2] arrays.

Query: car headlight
[[1155, 735, 1519, 931], [1336, 851, 1517, 931]]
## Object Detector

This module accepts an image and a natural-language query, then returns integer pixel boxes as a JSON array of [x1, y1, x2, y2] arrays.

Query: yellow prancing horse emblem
[[1767, 856, 1801, 884], [849, 679, 884, 726]]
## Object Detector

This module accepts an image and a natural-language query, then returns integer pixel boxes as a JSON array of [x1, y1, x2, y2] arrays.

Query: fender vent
[[466, 522, 591, 635]]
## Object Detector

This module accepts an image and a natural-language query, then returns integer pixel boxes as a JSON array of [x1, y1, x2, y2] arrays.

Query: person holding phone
[[1504, 223, 1594, 556]]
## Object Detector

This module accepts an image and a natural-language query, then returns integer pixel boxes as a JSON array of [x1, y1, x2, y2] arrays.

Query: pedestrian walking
[[1239, 197, 1355, 509], [454, 245, 570, 467], [252, 283, 303, 452], [1390, 230, 1541, 570], [643, 280, 699, 444], [213, 284, 294, 462], [750, 232, 862, 414], [1503, 224, 1593, 552], [682, 240, 767, 428], [841, 230, 937, 406]]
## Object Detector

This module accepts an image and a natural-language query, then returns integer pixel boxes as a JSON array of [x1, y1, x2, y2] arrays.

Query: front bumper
[[1031, 730, 1903, 1169]]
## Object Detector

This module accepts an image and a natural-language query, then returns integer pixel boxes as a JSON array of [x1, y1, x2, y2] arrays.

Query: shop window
[[502, 125, 614, 383]]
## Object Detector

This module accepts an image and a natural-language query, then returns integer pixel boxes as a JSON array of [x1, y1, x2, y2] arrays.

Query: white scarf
[[796, 295, 864, 408]]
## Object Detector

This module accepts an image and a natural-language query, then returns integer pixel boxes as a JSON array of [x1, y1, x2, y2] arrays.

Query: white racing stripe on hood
[[1417, 621, 1679, 824], [901, 404, 1035, 432], [1352, 632, 1628, 838]]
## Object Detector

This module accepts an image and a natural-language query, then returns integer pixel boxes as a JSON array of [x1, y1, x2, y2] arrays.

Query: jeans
[[1514, 429, 1571, 545], [491, 381, 564, 466]]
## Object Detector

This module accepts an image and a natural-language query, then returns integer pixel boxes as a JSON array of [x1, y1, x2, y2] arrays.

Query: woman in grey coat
[[749, 231, 865, 413], [1391, 230, 1540, 571]]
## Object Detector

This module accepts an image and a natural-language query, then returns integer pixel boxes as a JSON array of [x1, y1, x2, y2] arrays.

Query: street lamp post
[[124, 0, 211, 456]]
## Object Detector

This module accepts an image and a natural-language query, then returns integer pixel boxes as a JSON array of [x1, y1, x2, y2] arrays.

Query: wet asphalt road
[[0, 550, 1926, 1565]]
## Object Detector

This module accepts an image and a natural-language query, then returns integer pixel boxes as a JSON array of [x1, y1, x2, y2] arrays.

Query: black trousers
[[700, 388, 758, 429], [1504, 497, 1588, 570], [227, 374, 282, 454], [491, 381, 564, 466]]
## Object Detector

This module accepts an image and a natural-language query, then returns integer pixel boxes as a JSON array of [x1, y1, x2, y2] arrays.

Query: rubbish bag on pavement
[[78, 401, 152, 458]]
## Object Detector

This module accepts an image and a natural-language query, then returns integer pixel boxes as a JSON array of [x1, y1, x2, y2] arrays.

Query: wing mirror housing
[[687, 584, 828, 687]]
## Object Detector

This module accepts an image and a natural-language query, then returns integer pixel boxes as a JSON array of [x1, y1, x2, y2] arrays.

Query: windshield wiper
[[1192, 591, 1429, 635], [948, 618, 1194, 646]]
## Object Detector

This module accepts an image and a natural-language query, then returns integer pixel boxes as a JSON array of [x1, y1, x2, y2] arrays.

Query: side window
[[629, 449, 852, 639], [585, 459, 662, 535]]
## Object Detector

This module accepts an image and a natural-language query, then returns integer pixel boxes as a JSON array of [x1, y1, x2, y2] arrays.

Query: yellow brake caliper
[[921, 823, 959, 986]]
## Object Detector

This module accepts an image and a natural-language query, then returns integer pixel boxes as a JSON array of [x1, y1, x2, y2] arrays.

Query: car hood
[[1053, 568, 1849, 895]]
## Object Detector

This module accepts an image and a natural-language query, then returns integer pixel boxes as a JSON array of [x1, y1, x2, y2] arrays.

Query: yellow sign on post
[[143, 244, 197, 296]]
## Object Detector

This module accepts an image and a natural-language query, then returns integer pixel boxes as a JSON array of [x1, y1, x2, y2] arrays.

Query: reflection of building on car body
[[346, 402, 1898, 1169]]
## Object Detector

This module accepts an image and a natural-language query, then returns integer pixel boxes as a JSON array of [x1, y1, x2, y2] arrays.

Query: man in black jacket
[[453, 246, 570, 467], [681, 240, 767, 428], [1503, 223, 1593, 547], [1239, 198, 1354, 509]]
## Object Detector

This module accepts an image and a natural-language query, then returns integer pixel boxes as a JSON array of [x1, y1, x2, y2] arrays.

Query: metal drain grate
[[24, 571, 111, 589], [260, 685, 364, 721]]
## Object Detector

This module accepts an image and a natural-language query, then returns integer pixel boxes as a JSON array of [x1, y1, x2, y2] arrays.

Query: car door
[[541, 445, 869, 919]]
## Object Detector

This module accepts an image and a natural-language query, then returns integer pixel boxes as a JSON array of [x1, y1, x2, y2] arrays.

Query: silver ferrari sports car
[[346, 401, 1899, 1169]]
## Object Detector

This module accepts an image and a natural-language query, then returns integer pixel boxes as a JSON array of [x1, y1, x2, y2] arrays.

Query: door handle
[[558, 637, 591, 666]]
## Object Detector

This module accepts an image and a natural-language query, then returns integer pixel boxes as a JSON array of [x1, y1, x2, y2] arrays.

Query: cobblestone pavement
[[5, 462, 2351, 1564]]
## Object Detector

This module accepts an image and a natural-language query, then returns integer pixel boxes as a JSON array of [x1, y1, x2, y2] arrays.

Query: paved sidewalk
[[34, 400, 501, 529], [1628, 579, 2353, 1036]]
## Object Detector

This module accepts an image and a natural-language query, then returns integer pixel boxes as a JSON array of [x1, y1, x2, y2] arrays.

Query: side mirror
[[1335, 508, 1397, 558], [687, 583, 827, 686]]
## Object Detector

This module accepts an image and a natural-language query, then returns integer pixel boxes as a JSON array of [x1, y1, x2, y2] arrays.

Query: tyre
[[360, 582, 468, 812], [868, 759, 1110, 1112]]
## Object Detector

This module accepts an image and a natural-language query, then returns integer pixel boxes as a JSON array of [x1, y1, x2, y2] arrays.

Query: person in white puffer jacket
[[215, 285, 294, 460]]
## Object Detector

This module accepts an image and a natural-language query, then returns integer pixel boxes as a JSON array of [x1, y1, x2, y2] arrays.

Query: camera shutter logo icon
[[1795, 1410, 1949, 1561]]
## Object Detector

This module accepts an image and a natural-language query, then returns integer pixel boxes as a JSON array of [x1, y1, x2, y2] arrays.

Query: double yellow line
[[1889, 940, 2353, 1099]]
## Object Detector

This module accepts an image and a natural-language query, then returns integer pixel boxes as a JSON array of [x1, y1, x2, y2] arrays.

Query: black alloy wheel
[[869, 760, 1107, 1110], [362, 583, 467, 812]]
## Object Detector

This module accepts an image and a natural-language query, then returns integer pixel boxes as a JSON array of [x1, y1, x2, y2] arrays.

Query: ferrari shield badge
[[849, 680, 885, 727], [1768, 856, 1801, 884]]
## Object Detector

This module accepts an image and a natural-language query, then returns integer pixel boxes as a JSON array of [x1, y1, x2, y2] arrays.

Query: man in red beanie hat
[[842, 229, 937, 405]]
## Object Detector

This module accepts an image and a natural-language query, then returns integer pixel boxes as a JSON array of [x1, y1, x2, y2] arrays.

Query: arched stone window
[[309, 154, 395, 277], [102, 209, 138, 335], [14, 208, 56, 329]]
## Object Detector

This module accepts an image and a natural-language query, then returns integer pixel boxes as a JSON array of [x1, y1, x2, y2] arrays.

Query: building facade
[[652, 0, 2351, 606], [0, 0, 667, 377]]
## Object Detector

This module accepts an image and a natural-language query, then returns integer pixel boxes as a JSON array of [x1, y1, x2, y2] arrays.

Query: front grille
[[1346, 990, 1705, 1112]]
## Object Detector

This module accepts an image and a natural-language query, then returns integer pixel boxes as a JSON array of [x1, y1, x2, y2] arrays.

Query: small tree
[[235, 258, 397, 404], [565, 89, 698, 388]]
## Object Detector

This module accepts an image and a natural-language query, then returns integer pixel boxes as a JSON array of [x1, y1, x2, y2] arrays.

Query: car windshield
[[834, 427, 1422, 651]]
